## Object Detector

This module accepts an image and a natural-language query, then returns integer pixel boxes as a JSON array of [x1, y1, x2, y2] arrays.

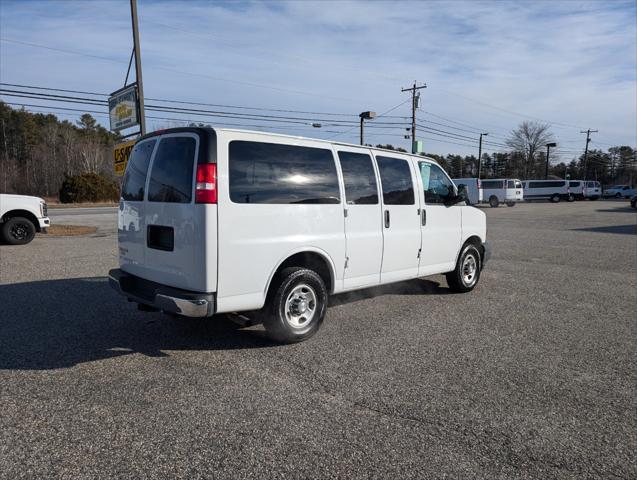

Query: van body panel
[[372, 152, 422, 283], [417, 161, 461, 275], [522, 180, 570, 200], [333, 145, 384, 290], [215, 131, 346, 312]]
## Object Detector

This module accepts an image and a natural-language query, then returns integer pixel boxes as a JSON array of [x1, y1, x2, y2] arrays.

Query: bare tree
[[506, 121, 555, 178]]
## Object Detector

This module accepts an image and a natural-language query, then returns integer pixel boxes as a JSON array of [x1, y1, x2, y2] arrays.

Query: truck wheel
[[446, 244, 481, 293], [550, 194, 561, 203], [1, 217, 36, 245], [261, 267, 328, 343], [489, 196, 499, 208], [506, 201, 515, 207]]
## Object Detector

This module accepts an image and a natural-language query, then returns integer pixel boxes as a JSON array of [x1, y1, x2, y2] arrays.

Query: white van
[[582, 181, 601, 200], [109, 127, 490, 343], [481, 179, 523, 207], [522, 180, 572, 202]]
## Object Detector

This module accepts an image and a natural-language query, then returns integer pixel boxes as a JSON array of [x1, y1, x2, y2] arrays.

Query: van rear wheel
[[506, 201, 515, 207], [261, 267, 328, 343], [550, 194, 561, 203], [446, 244, 481, 293], [489, 196, 499, 208]]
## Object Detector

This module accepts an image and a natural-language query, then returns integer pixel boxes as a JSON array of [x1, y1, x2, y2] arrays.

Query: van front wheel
[[446, 244, 481, 293], [262, 267, 328, 343]]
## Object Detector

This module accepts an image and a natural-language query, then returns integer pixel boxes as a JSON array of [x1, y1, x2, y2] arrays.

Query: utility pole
[[130, 0, 146, 135], [545, 142, 556, 179], [580, 129, 597, 180], [401, 81, 426, 153], [477, 132, 488, 178]]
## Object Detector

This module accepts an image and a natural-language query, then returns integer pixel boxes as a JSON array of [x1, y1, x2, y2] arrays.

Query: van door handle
[[384, 210, 390, 228], [421, 209, 426, 226]]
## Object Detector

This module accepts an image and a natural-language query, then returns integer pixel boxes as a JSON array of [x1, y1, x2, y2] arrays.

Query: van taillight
[[195, 163, 217, 204], [477, 179, 481, 189]]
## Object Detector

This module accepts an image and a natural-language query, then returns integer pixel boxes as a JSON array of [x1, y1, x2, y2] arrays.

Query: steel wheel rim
[[462, 253, 478, 286], [285, 284, 317, 329], [10, 223, 29, 240]]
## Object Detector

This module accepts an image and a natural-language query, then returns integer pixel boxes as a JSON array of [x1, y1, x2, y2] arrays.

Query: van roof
[[137, 126, 440, 164]]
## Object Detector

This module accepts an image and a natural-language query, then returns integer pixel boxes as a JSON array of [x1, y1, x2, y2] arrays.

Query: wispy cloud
[[1, 0, 635, 157]]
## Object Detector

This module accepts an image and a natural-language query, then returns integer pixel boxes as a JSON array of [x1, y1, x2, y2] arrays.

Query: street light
[[545, 142, 557, 179], [359, 111, 376, 145], [477, 133, 488, 179]]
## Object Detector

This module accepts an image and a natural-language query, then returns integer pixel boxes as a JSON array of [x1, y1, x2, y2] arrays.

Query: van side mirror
[[445, 184, 467, 206]]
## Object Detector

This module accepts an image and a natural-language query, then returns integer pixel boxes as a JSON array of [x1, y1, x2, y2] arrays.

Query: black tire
[[446, 243, 482, 293], [550, 194, 561, 203], [506, 201, 515, 207], [1, 217, 36, 245], [567, 194, 575, 202], [590, 196, 599, 201], [615, 192, 622, 198], [261, 267, 328, 343], [631, 198, 637, 209], [489, 196, 499, 208]]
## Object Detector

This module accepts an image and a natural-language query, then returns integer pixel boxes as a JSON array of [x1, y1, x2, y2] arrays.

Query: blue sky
[[1, 0, 635, 159]]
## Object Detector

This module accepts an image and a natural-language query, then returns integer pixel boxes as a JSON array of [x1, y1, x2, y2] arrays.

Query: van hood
[[0, 194, 45, 203]]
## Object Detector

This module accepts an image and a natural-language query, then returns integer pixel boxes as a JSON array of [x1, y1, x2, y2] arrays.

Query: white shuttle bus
[[110, 127, 490, 343], [522, 180, 572, 202]]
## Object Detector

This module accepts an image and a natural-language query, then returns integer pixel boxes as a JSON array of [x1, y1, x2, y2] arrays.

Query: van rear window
[[148, 136, 196, 203], [229, 141, 340, 204], [121, 140, 156, 201]]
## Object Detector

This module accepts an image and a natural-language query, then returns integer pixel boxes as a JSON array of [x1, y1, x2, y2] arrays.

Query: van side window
[[419, 162, 454, 204], [481, 180, 503, 189], [148, 136, 196, 203], [338, 151, 378, 205], [376, 156, 415, 205], [229, 141, 340, 204], [121, 139, 156, 201], [528, 181, 566, 188], [569, 181, 580, 187]]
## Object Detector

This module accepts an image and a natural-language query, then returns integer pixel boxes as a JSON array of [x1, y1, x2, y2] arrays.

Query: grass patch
[[45, 225, 98, 236]]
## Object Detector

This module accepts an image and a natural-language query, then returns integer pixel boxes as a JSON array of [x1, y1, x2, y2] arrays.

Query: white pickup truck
[[0, 194, 50, 245]]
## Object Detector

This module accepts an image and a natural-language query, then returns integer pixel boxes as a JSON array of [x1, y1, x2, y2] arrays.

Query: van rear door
[[142, 132, 211, 292], [119, 129, 217, 294]]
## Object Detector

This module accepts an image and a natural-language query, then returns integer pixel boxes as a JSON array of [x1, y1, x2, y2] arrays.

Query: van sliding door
[[336, 148, 383, 289]]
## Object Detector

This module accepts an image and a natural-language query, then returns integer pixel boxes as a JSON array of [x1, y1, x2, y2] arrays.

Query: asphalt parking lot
[[0, 201, 635, 479]]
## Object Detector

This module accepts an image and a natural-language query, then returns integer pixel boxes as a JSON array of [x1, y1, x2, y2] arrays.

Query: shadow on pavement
[[572, 224, 637, 235], [332, 278, 450, 307], [595, 208, 636, 213], [0, 277, 275, 370]]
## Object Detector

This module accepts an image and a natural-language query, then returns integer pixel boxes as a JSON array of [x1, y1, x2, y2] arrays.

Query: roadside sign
[[109, 84, 139, 132], [113, 139, 136, 176]]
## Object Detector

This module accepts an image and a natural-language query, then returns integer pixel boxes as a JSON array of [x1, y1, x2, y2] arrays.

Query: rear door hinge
[[344, 256, 349, 268], [417, 248, 421, 259]]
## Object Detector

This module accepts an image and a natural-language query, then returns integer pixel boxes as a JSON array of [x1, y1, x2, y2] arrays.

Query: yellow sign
[[114, 139, 136, 176]]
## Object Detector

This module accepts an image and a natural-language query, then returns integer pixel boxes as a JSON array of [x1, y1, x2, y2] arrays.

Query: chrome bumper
[[108, 269, 215, 318]]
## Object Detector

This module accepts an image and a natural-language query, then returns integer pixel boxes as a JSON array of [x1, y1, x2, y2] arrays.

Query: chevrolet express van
[[109, 127, 490, 343]]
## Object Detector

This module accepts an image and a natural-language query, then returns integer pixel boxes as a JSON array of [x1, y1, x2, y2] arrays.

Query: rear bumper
[[108, 268, 215, 317], [482, 241, 492, 268]]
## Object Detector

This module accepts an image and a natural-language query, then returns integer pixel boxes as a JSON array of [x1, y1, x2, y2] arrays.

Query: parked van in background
[[522, 180, 572, 202], [451, 178, 482, 205], [481, 179, 523, 207], [568, 180, 584, 200], [582, 181, 601, 200], [109, 127, 490, 343]]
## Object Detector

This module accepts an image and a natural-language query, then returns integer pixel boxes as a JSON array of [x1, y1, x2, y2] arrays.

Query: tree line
[[0, 103, 635, 201], [0, 102, 119, 198]]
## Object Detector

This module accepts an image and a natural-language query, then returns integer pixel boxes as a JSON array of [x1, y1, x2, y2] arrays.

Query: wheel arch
[[1, 209, 40, 232], [454, 235, 485, 268], [264, 248, 337, 300]]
